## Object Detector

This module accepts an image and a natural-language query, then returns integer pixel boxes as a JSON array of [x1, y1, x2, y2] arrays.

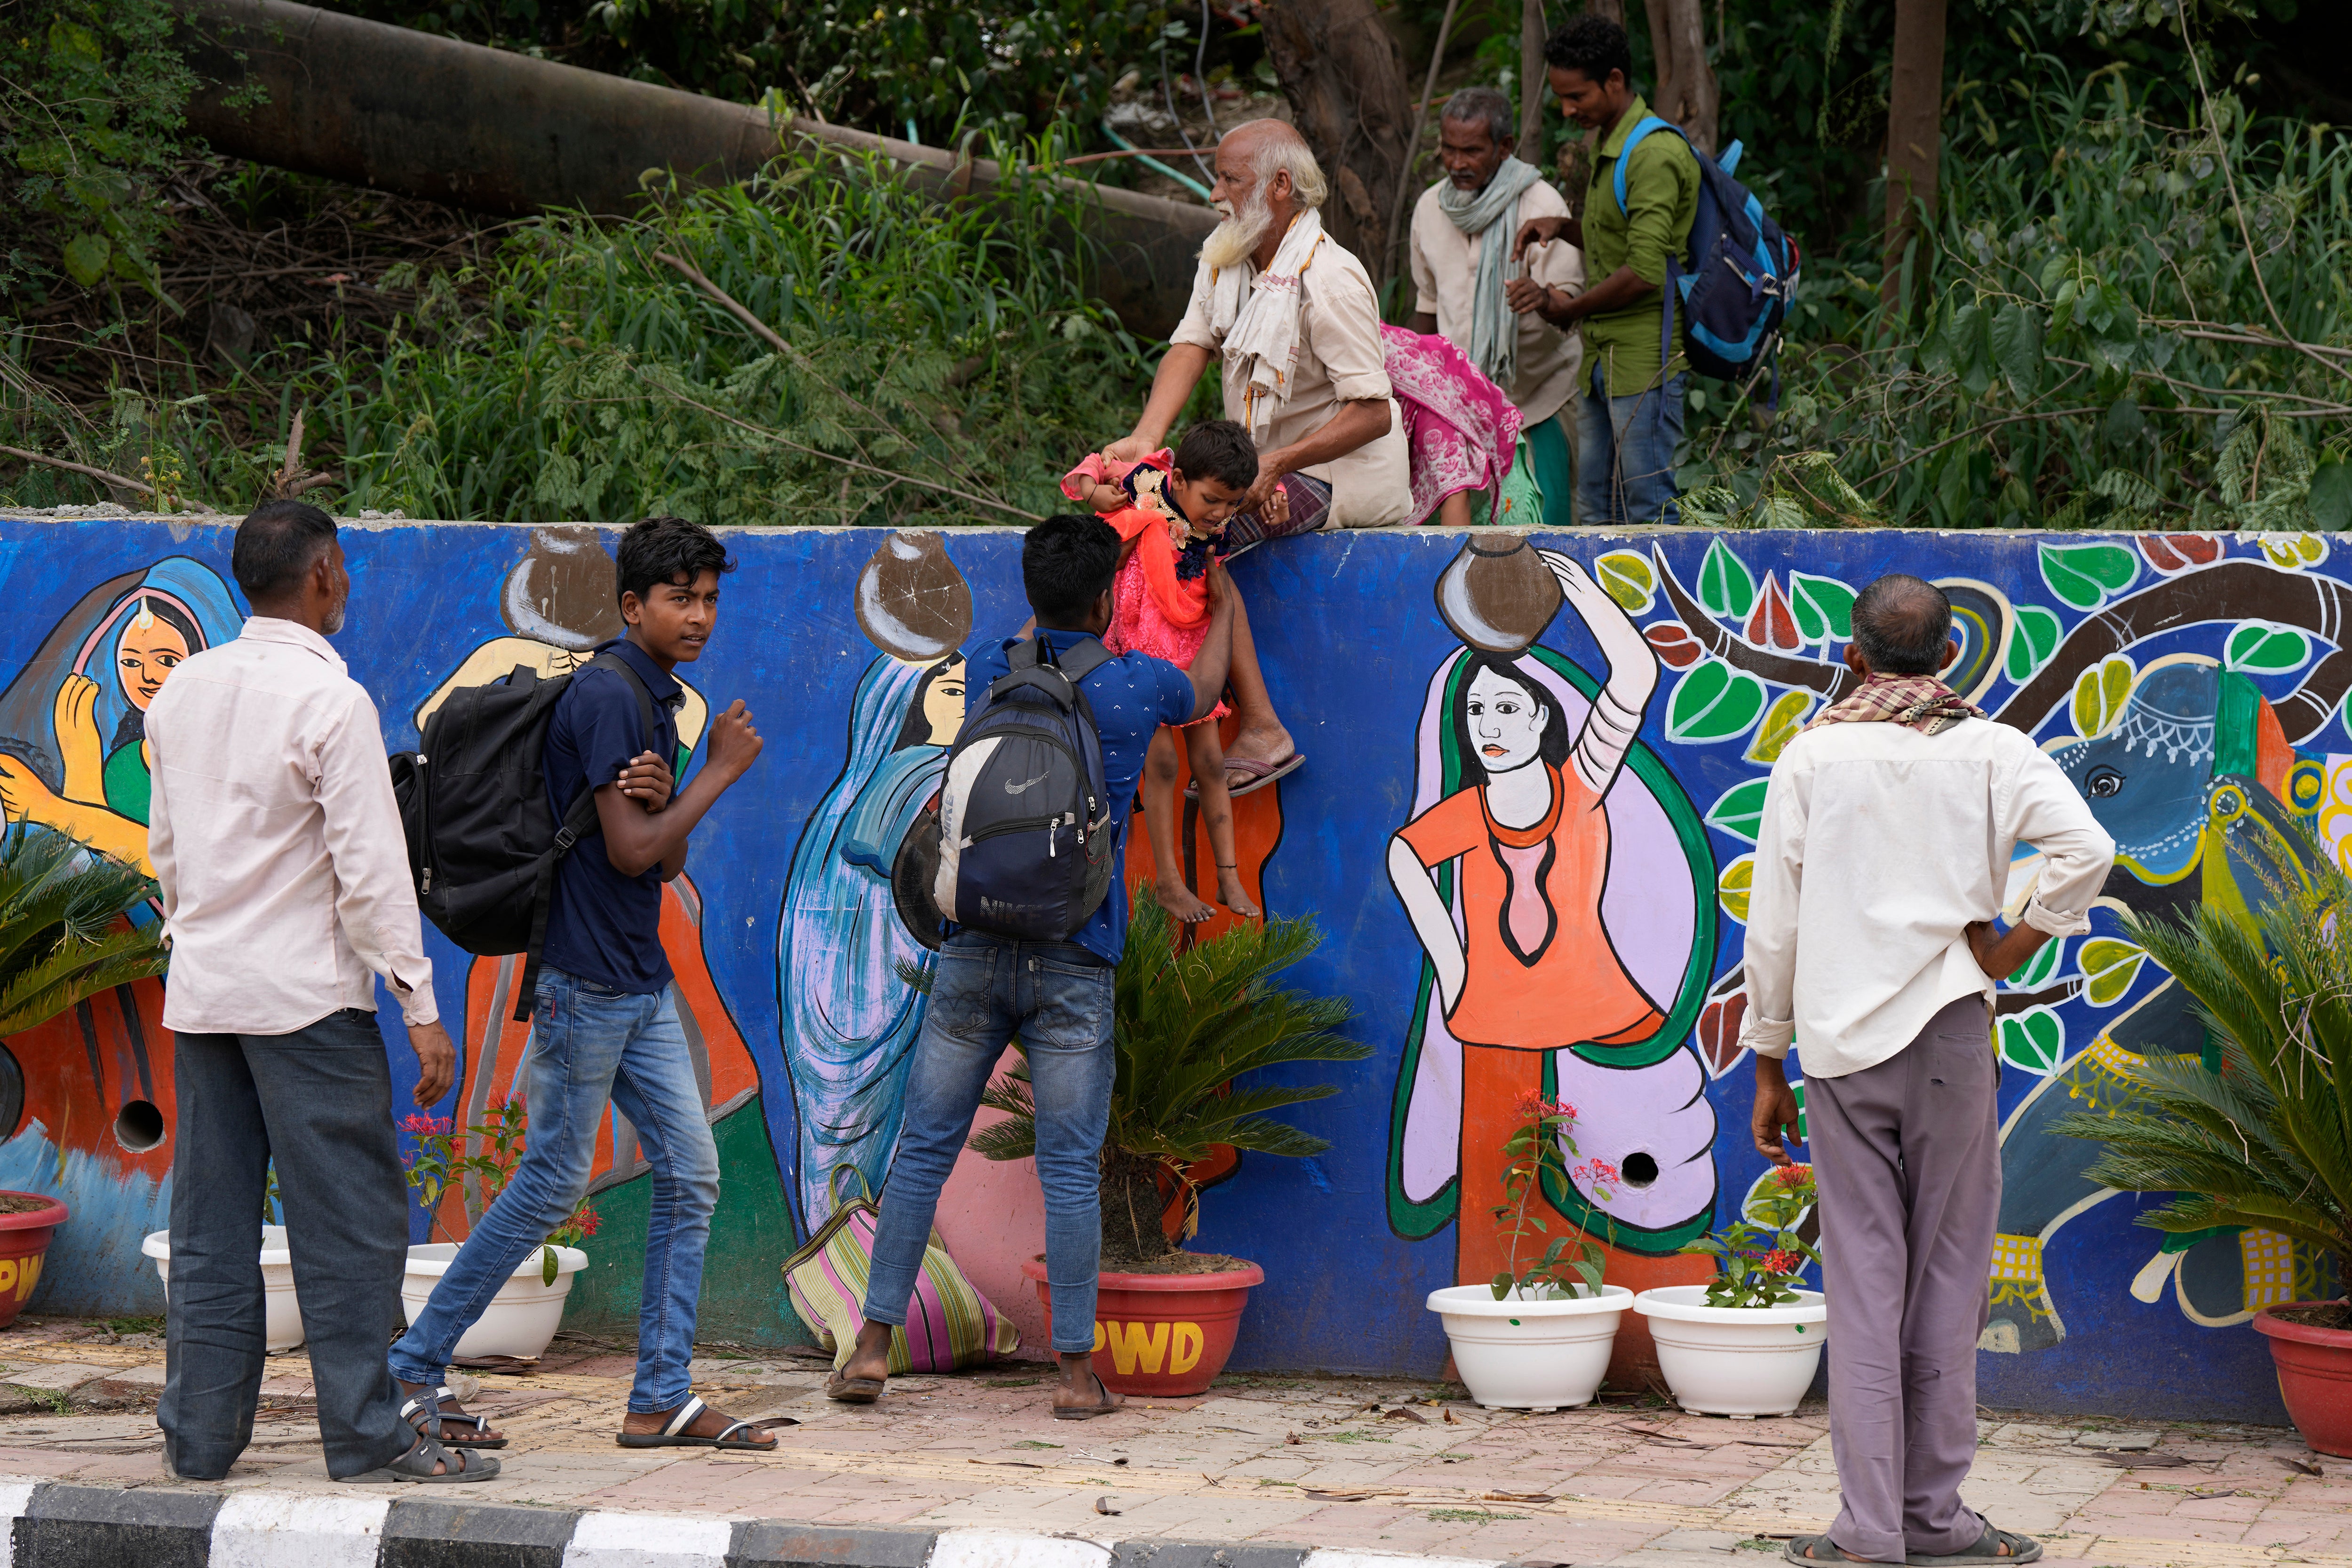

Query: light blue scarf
[[1436, 156, 1544, 392]]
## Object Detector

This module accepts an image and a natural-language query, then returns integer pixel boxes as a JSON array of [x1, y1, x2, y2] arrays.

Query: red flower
[[574, 1208, 602, 1238], [1772, 1164, 1814, 1189], [401, 1114, 452, 1136], [1574, 1158, 1621, 1187], [1759, 1250, 1802, 1275]]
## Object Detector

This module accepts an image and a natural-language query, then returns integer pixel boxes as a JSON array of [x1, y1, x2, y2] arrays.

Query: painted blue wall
[[0, 515, 2336, 1424]]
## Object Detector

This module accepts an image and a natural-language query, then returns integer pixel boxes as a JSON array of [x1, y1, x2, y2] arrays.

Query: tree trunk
[[1263, 0, 1416, 280], [1646, 0, 1718, 153], [1882, 0, 1950, 311], [1586, 0, 1625, 24], [1518, 0, 1548, 155], [1101, 1147, 1176, 1267]]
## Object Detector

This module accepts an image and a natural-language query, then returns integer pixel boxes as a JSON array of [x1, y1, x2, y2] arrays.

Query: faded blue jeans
[[1575, 364, 1689, 525], [864, 931, 1115, 1354], [388, 966, 718, 1413]]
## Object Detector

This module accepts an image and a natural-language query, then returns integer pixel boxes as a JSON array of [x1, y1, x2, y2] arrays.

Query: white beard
[[1200, 190, 1273, 271]]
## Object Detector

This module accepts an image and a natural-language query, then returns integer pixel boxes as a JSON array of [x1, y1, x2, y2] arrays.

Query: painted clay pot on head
[[0, 1193, 67, 1330], [1434, 536, 1562, 654], [858, 531, 973, 664], [2253, 1303, 2352, 1457], [1021, 1255, 1263, 1397]]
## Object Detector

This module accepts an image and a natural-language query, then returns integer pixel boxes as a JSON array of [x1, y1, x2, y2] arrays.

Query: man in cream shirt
[[148, 501, 493, 1486], [1409, 86, 1585, 525], [1740, 575, 2113, 1568]]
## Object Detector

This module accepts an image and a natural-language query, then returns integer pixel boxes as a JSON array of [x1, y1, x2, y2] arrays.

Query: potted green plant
[[2050, 838, 2352, 1456], [1425, 1091, 1632, 1411], [1632, 1163, 1828, 1416], [970, 893, 1367, 1397], [0, 820, 170, 1326], [399, 1098, 601, 1362]]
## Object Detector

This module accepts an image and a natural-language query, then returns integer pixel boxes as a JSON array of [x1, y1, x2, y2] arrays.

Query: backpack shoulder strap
[[1613, 115, 1683, 214], [1053, 636, 1113, 684]]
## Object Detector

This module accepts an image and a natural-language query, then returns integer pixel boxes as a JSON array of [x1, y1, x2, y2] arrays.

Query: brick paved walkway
[[0, 1317, 2342, 1566]]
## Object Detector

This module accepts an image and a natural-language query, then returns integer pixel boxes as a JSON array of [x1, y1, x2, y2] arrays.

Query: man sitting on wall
[[1410, 86, 1587, 527], [1511, 16, 1698, 526], [1098, 116, 1406, 797]]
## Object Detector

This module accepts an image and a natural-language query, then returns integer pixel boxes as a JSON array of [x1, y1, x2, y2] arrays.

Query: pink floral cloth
[[1379, 324, 1524, 525]]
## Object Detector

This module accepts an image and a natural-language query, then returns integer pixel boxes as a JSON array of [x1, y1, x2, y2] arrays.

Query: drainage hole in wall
[[114, 1100, 166, 1153], [1621, 1152, 1660, 1189]]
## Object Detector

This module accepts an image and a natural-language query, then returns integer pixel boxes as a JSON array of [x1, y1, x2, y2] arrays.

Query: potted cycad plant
[[0, 821, 169, 1326], [1425, 1091, 1633, 1411], [971, 893, 1367, 1396], [2051, 837, 2352, 1456], [1633, 1163, 1828, 1416]]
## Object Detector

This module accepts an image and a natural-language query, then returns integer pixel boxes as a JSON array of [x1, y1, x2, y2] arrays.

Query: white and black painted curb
[[0, 1479, 1515, 1568]]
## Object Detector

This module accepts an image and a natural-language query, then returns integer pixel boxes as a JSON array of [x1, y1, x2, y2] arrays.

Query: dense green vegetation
[[0, 0, 2344, 527]]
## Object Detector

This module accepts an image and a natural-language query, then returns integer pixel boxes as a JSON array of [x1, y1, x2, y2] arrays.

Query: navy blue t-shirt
[[540, 638, 684, 994], [965, 628, 1195, 965]]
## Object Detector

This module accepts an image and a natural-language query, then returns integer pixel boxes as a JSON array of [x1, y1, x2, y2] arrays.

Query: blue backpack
[[1613, 120, 1800, 395]]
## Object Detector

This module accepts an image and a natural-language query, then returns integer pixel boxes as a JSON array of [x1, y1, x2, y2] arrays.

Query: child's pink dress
[[1061, 452, 1228, 728]]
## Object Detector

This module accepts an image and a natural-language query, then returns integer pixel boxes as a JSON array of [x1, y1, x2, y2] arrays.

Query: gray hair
[[1440, 86, 1515, 146], [1851, 574, 1952, 676], [1247, 121, 1329, 210]]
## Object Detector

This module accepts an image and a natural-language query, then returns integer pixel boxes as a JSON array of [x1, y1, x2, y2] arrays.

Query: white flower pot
[[1633, 1284, 1828, 1417], [1426, 1283, 1632, 1411], [141, 1227, 304, 1353], [402, 1242, 588, 1361]]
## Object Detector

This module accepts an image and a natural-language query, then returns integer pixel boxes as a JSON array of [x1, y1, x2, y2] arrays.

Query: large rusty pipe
[[170, 0, 1217, 337]]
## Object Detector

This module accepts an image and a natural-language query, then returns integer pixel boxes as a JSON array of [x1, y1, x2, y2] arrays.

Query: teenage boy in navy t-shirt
[[829, 514, 1236, 1419], [389, 517, 775, 1454]]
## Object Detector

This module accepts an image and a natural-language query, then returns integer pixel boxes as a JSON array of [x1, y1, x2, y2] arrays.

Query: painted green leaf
[[1596, 550, 1656, 615], [1997, 1006, 2065, 1076], [1746, 689, 1815, 764], [2224, 621, 2312, 676], [2080, 938, 2149, 1008], [2010, 937, 2064, 992], [1788, 572, 1856, 645], [2039, 542, 2137, 611], [1697, 539, 1757, 621], [2005, 604, 2063, 682], [1667, 658, 1769, 744], [1989, 302, 2043, 398], [1705, 778, 1772, 845], [1717, 854, 1756, 924], [2072, 654, 2136, 740]]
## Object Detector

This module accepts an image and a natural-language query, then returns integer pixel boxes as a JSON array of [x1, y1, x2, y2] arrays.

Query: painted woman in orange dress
[[1387, 548, 1718, 1300]]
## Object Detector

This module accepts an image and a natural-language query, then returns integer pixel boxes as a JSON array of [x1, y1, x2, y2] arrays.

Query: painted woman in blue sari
[[0, 556, 243, 879], [776, 650, 968, 1229]]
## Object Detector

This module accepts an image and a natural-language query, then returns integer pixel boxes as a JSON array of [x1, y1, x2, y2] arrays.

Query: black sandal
[[1784, 1536, 1896, 1565], [400, 1385, 508, 1449], [342, 1434, 501, 1484], [1907, 1526, 2043, 1565], [614, 1394, 785, 1450], [826, 1370, 885, 1404]]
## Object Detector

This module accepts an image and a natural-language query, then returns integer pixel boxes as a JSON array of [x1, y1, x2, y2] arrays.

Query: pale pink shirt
[[147, 617, 438, 1033], [1738, 717, 2114, 1079]]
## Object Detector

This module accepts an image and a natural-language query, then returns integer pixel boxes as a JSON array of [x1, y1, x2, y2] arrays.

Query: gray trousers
[[1810, 994, 1999, 1563], [158, 1009, 413, 1480]]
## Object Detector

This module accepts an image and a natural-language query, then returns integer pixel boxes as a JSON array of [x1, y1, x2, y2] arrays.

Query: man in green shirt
[[1507, 16, 1699, 524]]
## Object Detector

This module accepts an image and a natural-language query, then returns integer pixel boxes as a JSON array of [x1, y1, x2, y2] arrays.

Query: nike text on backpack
[[389, 652, 658, 1021], [928, 637, 1117, 943], [1613, 120, 1801, 396]]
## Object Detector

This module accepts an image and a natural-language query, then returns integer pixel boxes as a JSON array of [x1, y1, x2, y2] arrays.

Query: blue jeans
[[1575, 364, 1688, 525], [863, 932, 1114, 1354], [388, 967, 719, 1412]]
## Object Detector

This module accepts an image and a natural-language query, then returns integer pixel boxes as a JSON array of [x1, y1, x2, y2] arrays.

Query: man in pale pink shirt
[[147, 501, 494, 1484]]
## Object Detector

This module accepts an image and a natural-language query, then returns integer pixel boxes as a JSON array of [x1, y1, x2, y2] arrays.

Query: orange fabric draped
[[1101, 506, 1209, 632]]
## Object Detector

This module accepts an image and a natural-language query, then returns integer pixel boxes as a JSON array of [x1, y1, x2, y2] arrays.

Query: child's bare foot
[[1154, 879, 1217, 924], [1215, 865, 1261, 919]]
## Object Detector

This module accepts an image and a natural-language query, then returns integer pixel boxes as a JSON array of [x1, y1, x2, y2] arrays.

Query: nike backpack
[[928, 637, 1116, 942], [388, 651, 657, 1020], [1614, 120, 1801, 396]]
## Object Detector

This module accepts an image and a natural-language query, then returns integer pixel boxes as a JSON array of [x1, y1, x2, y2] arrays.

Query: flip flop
[[1906, 1526, 2043, 1566], [826, 1370, 886, 1405], [1050, 1370, 1123, 1421], [1184, 752, 1304, 801], [614, 1394, 787, 1450]]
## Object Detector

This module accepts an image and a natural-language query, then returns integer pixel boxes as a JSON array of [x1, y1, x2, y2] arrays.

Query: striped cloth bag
[[782, 1165, 1021, 1373]]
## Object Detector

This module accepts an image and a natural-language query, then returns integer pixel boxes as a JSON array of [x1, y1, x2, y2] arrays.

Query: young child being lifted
[[1065, 420, 1281, 924]]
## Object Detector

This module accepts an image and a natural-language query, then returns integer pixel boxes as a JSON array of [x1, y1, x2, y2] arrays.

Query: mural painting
[[0, 515, 2338, 1420]]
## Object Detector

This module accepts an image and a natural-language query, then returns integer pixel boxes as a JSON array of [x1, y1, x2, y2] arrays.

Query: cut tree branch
[[0, 445, 153, 497]]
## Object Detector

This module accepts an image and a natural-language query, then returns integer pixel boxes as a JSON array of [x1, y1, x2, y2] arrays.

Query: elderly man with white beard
[[1099, 117, 1408, 797]]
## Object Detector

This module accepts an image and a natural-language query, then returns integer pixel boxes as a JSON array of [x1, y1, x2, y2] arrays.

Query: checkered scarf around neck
[[1802, 672, 1985, 736]]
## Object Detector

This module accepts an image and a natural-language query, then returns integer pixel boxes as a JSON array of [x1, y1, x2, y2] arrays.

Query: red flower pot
[[2254, 1301, 2352, 1457], [1021, 1255, 1263, 1397], [0, 1193, 69, 1329]]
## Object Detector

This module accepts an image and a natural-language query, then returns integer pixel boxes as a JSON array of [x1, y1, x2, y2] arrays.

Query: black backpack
[[389, 652, 657, 1020], [925, 637, 1116, 942]]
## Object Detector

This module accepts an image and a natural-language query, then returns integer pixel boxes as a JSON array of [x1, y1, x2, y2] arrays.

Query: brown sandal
[[1050, 1370, 1122, 1421], [825, 1370, 885, 1404]]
